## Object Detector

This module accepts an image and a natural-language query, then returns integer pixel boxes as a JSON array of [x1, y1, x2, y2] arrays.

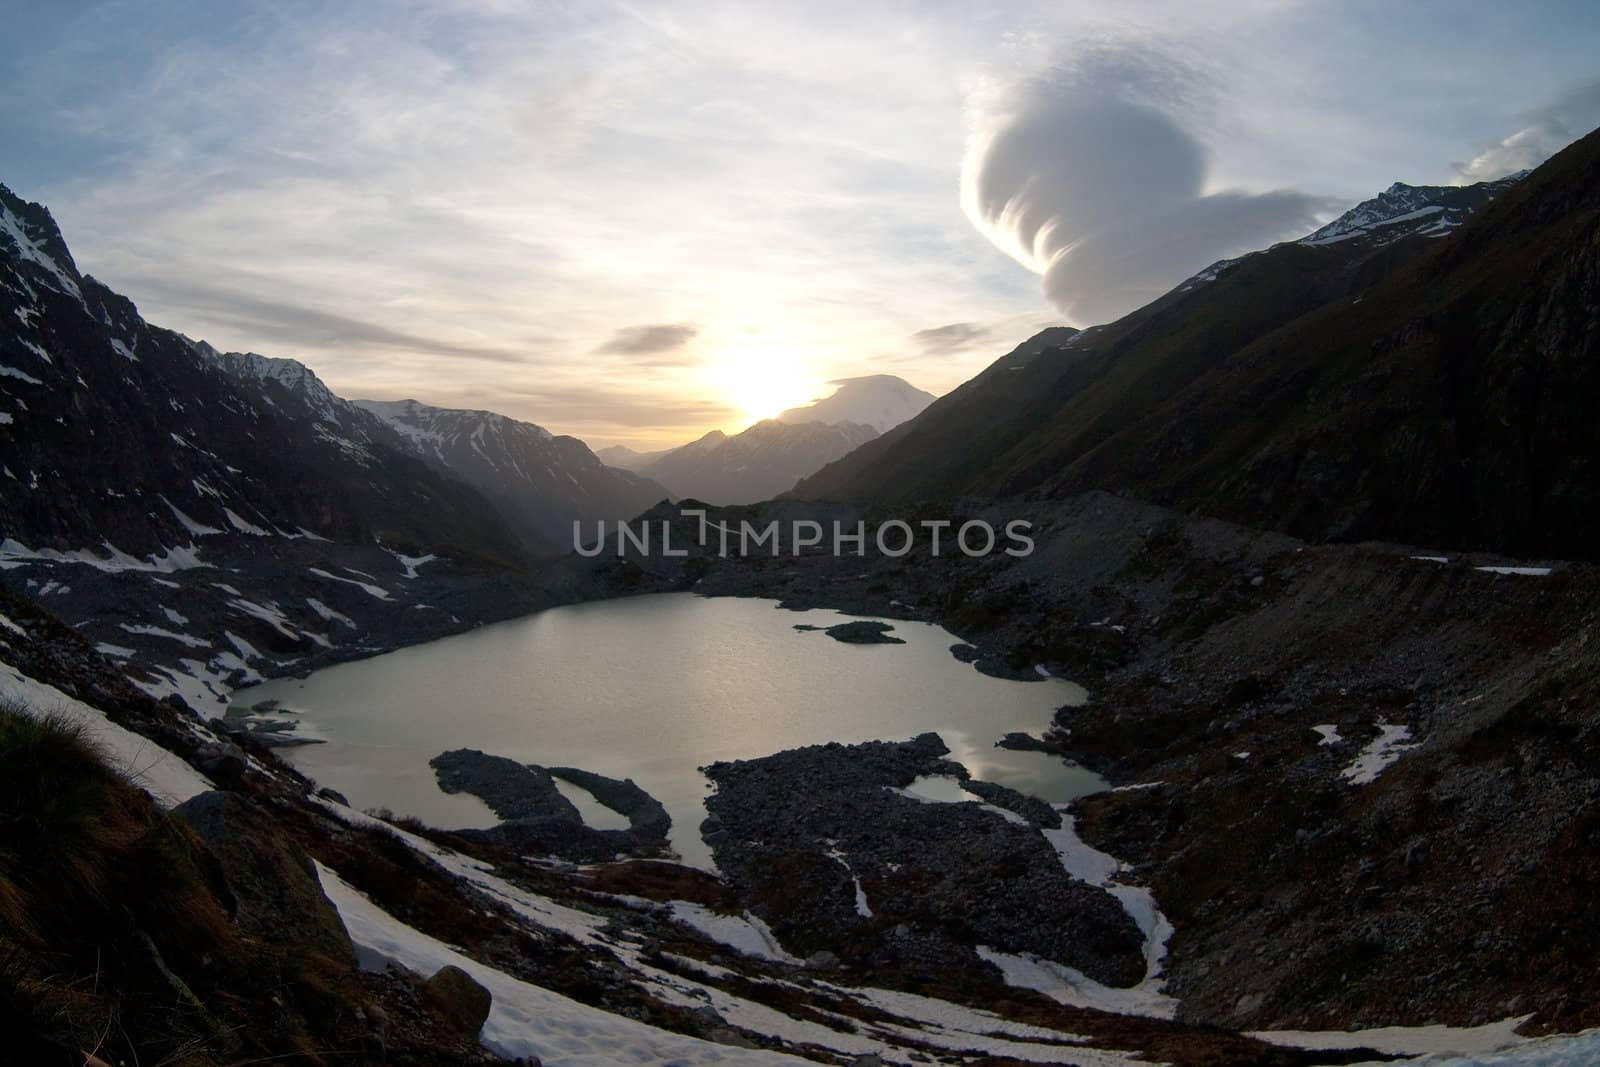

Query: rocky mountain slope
[[776, 373, 935, 434], [0, 182, 613, 717], [638, 418, 880, 505], [355, 398, 669, 553], [794, 139, 1600, 561]]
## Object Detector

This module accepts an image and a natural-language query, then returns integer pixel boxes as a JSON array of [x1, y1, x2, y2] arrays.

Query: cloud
[[132, 279, 535, 363], [1454, 76, 1600, 183], [594, 323, 701, 357], [911, 322, 990, 355], [961, 42, 1329, 325]]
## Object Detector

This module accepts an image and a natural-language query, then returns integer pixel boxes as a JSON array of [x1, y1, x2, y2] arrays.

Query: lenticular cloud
[[962, 50, 1327, 326]]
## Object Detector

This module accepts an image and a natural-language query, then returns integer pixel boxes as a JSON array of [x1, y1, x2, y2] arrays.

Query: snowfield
[[0, 656, 213, 806]]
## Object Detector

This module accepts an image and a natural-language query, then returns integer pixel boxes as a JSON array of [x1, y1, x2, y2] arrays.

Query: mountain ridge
[[792, 146, 1600, 560]]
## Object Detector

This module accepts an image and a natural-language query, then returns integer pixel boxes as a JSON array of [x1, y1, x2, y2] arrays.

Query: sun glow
[[712, 346, 823, 427]]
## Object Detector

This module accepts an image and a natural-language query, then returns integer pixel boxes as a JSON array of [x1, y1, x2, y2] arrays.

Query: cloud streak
[[961, 42, 1329, 325], [595, 323, 700, 356], [910, 322, 991, 355]]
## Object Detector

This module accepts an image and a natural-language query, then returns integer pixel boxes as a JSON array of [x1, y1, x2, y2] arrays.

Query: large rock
[[172, 791, 355, 968], [424, 965, 492, 1036]]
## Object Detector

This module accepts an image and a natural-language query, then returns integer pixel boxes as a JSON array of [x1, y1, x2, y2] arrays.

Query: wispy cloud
[[4, 2, 1597, 445], [1454, 76, 1600, 182], [911, 322, 991, 355], [595, 323, 700, 356]]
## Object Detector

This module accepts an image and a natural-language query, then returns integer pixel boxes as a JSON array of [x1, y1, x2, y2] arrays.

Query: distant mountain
[[596, 443, 672, 471], [776, 374, 935, 434], [355, 399, 668, 552], [793, 143, 1600, 560], [643, 420, 879, 505]]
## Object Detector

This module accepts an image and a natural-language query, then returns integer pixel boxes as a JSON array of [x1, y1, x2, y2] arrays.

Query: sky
[[3, 1, 1598, 449]]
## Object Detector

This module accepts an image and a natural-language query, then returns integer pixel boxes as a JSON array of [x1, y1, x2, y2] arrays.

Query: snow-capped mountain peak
[[219, 352, 345, 425], [1299, 174, 1524, 248]]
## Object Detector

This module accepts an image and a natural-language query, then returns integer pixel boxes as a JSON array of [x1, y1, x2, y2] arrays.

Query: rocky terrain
[[700, 733, 1148, 985], [431, 748, 672, 862], [5, 582, 1402, 1066], [605, 487, 1600, 1042]]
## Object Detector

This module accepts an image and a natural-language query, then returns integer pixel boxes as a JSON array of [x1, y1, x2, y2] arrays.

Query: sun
[[712, 346, 822, 427]]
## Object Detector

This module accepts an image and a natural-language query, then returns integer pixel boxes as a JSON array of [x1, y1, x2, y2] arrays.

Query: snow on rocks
[[1313, 724, 1343, 746], [0, 657, 212, 806], [665, 902, 804, 964], [1250, 1014, 1530, 1060], [1367, 1027, 1600, 1065], [119, 622, 209, 648], [387, 549, 438, 579], [308, 566, 391, 600], [317, 862, 814, 1066], [1023, 811, 1179, 1018], [824, 845, 873, 918], [0, 537, 207, 573], [306, 597, 357, 628], [1341, 721, 1420, 785]]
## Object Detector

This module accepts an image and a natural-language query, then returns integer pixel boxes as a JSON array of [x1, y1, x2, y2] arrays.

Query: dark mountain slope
[[355, 398, 669, 553], [0, 183, 599, 714], [1034, 130, 1599, 557], [792, 143, 1599, 559], [0, 188, 529, 570]]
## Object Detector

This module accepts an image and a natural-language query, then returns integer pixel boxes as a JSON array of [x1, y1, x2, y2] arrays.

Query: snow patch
[[317, 863, 811, 1065], [308, 567, 391, 600], [666, 902, 803, 964], [1341, 722, 1419, 785], [0, 538, 207, 573], [0, 658, 212, 805]]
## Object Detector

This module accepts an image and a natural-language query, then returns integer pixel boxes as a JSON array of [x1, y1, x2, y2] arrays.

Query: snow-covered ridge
[[219, 351, 345, 425], [1300, 175, 1524, 248], [1178, 173, 1523, 291], [0, 190, 82, 301]]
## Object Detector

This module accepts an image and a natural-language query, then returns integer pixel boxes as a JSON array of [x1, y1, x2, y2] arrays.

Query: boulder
[[172, 791, 356, 968], [191, 741, 247, 785], [424, 964, 492, 1036]]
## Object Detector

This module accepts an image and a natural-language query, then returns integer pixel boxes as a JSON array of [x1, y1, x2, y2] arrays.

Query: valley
[[3, 99, 1600, 1067]]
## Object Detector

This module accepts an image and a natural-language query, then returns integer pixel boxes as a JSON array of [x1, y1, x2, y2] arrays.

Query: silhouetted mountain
[[595, 443, 672, 471], [795, 138, 1600, 560], [643, 419, 879, 504]]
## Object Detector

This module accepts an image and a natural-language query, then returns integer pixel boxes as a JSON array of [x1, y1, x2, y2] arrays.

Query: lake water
[[237, 593, 1104, 868]]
